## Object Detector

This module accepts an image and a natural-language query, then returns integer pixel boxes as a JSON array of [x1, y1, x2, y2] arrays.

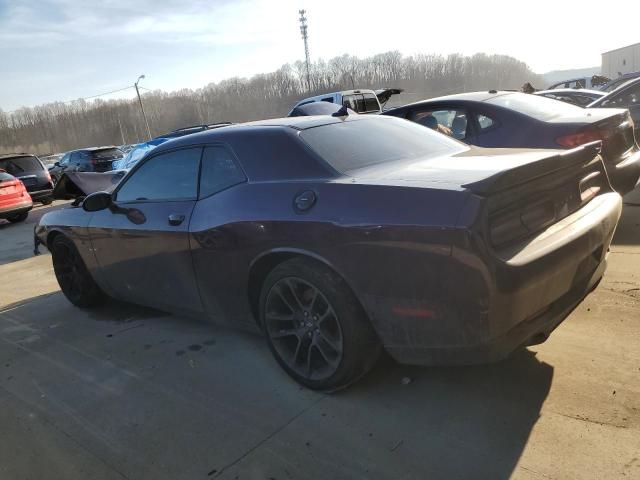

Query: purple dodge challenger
[[35, 115, 621, 390]]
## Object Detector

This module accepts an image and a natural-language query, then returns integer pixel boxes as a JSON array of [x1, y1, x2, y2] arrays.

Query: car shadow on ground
[[613, 202, 640, 246], [1, 289, 553, 480], [339, 349, 553, 479]]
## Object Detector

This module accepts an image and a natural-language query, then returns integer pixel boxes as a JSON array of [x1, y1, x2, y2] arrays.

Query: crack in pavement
[[213, 395, 327, 478], [554, 412, 628, 429]]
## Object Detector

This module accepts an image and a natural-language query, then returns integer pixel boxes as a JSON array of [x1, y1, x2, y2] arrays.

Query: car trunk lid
[[350, 143, 609, 250], [461, 143, 610, 249]]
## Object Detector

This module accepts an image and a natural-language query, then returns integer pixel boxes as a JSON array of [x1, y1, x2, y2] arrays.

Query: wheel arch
[[46, 229, 65, 250], [247, 248, 363, 328]]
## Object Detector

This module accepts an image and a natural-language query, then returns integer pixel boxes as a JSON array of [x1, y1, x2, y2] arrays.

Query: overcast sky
[[1, 0, 638, 111]]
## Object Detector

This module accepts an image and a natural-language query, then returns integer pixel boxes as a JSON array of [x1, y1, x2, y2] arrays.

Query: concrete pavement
[[0, 199, 639, 480]]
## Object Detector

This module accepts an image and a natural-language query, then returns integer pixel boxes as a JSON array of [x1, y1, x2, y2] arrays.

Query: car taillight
[[556, 127, 611, 148]]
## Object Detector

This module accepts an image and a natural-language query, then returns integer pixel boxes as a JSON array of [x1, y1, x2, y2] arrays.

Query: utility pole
[[134, 75, 152, 140], [298, 9, 311, 92], [117, 115, 126, 145]]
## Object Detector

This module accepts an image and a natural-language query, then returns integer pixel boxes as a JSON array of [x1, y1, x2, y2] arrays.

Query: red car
[[0, 169, 33, 223]]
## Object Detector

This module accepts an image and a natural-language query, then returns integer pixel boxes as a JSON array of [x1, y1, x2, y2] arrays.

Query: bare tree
[[0, 52, 541, 154]]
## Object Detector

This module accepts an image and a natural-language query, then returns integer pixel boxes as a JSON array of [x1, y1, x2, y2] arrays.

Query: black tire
[[51, 235, 105, 308], [40, 198, 53, 206], [260, 258, 381, 391], [7, 212, 28, 223]]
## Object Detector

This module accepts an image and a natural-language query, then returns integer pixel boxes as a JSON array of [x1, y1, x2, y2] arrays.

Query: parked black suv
[[49, 146, 124, 185], [0, 153, 54, 204]]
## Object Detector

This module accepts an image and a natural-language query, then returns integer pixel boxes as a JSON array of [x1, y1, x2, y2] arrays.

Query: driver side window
[[115, 148, 202, 203]]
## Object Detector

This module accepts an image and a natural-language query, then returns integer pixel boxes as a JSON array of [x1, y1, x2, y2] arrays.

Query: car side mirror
[[82, 191, 112, 212], [54, 161, 60, 167]]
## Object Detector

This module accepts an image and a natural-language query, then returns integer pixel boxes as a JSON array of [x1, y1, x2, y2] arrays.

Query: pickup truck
[[289, 88, 402, 115]]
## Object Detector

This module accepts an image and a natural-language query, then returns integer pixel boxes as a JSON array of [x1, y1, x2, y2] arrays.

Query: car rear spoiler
[[462, 142, 603, 196], [52, 171, 125, 200]]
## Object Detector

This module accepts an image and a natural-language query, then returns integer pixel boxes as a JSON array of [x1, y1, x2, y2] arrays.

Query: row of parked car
[[32, 72, 640, 390], [0, 123, 239, 222]]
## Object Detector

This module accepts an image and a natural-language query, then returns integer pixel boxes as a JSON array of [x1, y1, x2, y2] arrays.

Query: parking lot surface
[[1, 198, 639, 480]]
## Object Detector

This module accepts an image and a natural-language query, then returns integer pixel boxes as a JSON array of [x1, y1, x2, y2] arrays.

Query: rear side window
[[477, 114, 496, 130], [0, 156, 42, 175], [199, 146, 246, 198], [116, 148, 201, 202], [486, 93, 583, 121], [300, 117, 466, 174]]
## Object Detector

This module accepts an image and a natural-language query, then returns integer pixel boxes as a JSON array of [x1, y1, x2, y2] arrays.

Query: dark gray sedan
[[36, 115, 621, 390], [384, 91, 640, 194]]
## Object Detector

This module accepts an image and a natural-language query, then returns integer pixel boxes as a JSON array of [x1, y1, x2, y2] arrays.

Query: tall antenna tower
[[298, 9, 311, 91]]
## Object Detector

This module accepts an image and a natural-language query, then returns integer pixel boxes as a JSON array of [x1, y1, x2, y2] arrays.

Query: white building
[[602, 42, 640, 78]]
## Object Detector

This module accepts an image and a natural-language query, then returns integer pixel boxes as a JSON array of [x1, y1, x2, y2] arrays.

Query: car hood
[[52, 171, 126, 199]]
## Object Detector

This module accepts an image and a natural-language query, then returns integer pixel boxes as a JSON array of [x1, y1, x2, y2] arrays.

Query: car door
[[88, 147, 204, 313], [189, 145, 248, 322]]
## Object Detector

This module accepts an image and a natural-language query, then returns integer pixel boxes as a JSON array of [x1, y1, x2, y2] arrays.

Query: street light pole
[[134, 75, 152, 140]]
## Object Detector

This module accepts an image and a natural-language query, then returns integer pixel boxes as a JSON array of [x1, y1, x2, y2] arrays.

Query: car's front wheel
[[260, 258, 381, 391], [51, 235, 105, 308]]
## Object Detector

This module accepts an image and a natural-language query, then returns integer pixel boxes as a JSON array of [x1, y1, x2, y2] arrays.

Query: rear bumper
[[378, 192, 622, 366], [608, 148, 640, 195], [0, 201, 33, 219], [28, 188, 54, 201]]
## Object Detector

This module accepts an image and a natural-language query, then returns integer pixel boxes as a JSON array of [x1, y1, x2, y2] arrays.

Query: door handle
[[168, 214, 185, 226]]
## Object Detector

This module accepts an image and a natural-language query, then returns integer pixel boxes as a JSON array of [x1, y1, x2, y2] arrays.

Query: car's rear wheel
[[260, 258, 381, 391], [51, 235, 105, 308], [7, 212, 28, 223]]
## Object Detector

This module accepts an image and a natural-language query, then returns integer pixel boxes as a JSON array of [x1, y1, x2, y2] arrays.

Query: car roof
[[66, 146, 121, 153], [535, 88, 604, 96], [0, 153, 37, 160], [150, 114, 380, 153], [401, 90, 514, 107]]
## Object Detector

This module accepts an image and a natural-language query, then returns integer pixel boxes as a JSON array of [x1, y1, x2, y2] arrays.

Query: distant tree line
[[0, 51, 541, 154]]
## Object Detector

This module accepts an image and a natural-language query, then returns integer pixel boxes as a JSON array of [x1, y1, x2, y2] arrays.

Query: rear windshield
[[299, 117, 466, 174], [0, 156, 42, 175], [486, 93, 584, 120], [92, 148, 124, 160]]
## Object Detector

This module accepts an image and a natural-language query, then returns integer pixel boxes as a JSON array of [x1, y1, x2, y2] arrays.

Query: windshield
[[0, 155, 42, 175], [487, 93, 584, 120], [300, 117, 467, 174]]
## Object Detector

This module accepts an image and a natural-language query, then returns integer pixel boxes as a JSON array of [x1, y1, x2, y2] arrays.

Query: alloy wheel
[[264, 277, 344, 381]]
